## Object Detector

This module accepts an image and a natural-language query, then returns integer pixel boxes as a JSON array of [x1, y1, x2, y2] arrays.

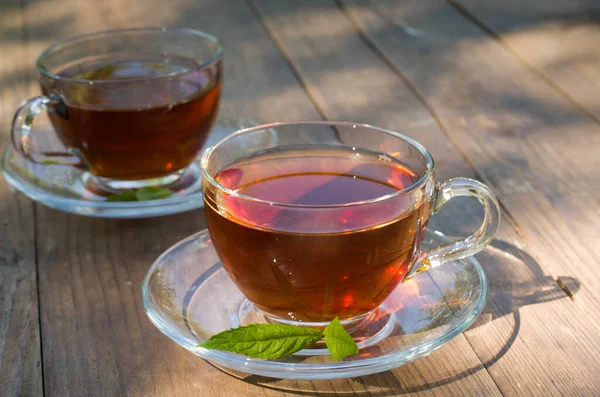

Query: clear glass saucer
[[142, 228, 488, 380], [1, 116, 262, 218]]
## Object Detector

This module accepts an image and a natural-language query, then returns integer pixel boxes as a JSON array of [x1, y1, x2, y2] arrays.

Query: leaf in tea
[[106, 187, 174, 202], [135, 187, 174, 201], [106, 191, 138, 202]]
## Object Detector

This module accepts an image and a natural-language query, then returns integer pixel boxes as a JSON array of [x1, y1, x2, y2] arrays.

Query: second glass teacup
[[202, 122, 500, 327], [11, 27, 223, 194]]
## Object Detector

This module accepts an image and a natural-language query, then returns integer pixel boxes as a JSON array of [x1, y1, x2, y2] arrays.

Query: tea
[[46, 55, 221, 180], [204, 146, 431, 322]]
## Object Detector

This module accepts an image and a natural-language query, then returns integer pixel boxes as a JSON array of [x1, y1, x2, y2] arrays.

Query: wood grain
[[0, 0, 43, 395], [253, 0, 600, 395], [451, 0, 600, 123]]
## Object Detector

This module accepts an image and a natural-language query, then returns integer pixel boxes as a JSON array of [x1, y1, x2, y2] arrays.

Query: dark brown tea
[[46, 55, 221, 180], [204, 146, 431, 322]]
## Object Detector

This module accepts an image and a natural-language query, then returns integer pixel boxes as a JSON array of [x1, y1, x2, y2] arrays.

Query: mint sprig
[[199, 317, 359, 361], [106, 190, 138, 202], [106, 187, 174, 202], [199, 323, 323, 359]]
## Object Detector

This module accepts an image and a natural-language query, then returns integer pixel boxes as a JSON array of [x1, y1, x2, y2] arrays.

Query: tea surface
[[46, 55, 221, 180]]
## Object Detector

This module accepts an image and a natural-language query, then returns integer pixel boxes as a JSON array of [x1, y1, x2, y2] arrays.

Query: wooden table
[[2, 0, 600, 395]]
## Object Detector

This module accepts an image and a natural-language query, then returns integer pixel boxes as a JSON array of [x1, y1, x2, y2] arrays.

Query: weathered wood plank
[[253, 0, 600, 395], [451, 0, 600, 123], [0, 1, 43, 396]]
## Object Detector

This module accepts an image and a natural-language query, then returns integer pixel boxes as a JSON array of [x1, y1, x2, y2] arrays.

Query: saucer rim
[[2, 146, 204, 218], [141, 228, 489, 379]]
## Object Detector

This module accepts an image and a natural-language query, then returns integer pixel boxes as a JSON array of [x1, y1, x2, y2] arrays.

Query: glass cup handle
[[405, 178, 501, 279], [11, 94, 84, 167]]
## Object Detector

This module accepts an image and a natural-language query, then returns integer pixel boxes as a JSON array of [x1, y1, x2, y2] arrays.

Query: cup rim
[[201, 121, 436, 209], [36, 27, 224, 84]]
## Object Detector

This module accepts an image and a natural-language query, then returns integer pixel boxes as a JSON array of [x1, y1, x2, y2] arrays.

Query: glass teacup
[[201, 121, 500, 327], [11, 27, 223, 194]]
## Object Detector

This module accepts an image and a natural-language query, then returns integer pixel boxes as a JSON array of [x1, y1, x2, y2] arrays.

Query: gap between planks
[[20, 0, 47, 393]]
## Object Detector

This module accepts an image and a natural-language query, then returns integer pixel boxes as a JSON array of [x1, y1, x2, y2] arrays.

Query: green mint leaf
[[199, 324, 323, 359], [323, 317, 359, 361], [106, 187, 174, 202], [40, 160, 61, 165], [135, 187, 174, 201], [106, 191, 138, 202]]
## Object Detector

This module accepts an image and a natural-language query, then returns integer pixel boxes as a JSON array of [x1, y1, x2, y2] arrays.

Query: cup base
[[261, 310, 374, 330], [83, 163, 202, 197]]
